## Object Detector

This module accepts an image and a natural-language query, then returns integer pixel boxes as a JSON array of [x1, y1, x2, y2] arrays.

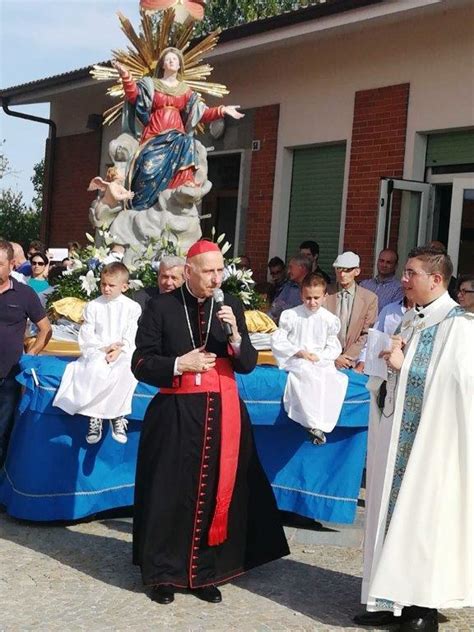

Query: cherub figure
[[88, 167, 134, 208]]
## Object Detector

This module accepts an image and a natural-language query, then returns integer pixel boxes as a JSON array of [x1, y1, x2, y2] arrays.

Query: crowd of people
[[0, 233, 473, 628]]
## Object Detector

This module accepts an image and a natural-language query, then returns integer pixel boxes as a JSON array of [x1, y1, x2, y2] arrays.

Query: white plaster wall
[[208, 4, 474, 256]]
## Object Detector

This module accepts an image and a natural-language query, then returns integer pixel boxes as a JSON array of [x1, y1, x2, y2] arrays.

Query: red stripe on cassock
[[160, 358, 241, 547]]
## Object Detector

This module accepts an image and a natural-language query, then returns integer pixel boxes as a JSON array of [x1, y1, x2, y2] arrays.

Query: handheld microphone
[[213, 288, 233, 338]]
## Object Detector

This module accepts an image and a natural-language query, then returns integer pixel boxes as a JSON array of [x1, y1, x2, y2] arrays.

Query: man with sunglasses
[[355, 246, 473, 631], [0, 241, 52, 467], [325, 251, 378, 370]]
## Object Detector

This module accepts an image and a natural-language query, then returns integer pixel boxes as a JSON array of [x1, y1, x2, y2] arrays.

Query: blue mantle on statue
[[0, 355, 369, 524]]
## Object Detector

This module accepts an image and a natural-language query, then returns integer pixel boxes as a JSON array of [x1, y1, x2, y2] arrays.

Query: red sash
[[160, 358, 241, 546]]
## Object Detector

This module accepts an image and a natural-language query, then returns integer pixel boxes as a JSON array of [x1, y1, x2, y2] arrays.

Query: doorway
[[428, 173, 474, 275], [200, 152, 242, 255], [375, 178, 431, 274], [376, 175, 474, 276]]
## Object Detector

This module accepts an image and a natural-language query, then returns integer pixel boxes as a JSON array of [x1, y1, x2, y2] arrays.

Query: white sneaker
[[110, 417, 128, 444], [86, 417, 103, 444], [308, 428, 327, 446]]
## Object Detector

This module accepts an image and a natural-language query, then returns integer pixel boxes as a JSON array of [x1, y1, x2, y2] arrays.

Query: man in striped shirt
[[360, 249, 403, 314]]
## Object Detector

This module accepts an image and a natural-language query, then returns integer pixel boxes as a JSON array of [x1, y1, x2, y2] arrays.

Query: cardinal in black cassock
[[131, 240, 289, 604]]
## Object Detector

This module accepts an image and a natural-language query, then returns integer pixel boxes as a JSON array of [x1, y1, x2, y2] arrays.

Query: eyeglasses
[[335, 267, 357, 273], [457, 288, 474, 295], [31, 261, 46, 267], [401, 269, 434, 279]]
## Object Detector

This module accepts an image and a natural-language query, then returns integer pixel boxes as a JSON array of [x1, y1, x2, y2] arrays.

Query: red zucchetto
[[186, 239, 221, 260]]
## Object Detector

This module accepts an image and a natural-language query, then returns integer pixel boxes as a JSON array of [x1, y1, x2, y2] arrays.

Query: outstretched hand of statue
[[222, 105, 245, 120], [112, 60, 129, 80]]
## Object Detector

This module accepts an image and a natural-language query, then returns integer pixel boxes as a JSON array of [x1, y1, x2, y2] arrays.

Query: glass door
[[447, 177, 474, 275], [375, 178, 432, 274]]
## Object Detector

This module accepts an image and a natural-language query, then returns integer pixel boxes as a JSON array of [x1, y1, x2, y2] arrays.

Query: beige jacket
[[325, 284, 378, 361]]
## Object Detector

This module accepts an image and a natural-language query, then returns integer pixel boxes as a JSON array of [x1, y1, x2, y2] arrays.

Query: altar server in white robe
[[354, 246, 474, 632], [54, 262, 142, 445], [271, 272, 349, 445]]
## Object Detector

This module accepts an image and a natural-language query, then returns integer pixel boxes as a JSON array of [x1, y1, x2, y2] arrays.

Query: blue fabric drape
[[0, 356, 369, 523]]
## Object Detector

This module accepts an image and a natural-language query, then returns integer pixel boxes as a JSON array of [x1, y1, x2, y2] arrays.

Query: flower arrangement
[[211, 229, 264, 310], [47, 229, 154, 305], [47, 227, 264, 311]]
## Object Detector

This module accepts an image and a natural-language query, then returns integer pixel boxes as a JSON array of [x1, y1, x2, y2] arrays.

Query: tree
[[31, 158, 45, 214], [194, 0, 312, 34], [0, 147, 42, 245], [0, 189, 41, 245], [0, 140, 17, 181]]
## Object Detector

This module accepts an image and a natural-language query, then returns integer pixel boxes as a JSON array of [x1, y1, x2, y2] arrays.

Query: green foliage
[[133, 261, 157, 289], [46, 229, 158, 307], [0, 188, 41, 245], [194, 0, 312, 34], [31, 159, 45, 213], [48, 265, 96, 303], [0, 146, 42, 245], [0, 141, 11, 180], [221, 271, 264, 310]]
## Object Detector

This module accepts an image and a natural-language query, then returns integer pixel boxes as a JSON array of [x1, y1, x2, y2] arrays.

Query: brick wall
[[245, 104, 280, 281], [344, 83, 410, 277], [43, 131, 102, 247]]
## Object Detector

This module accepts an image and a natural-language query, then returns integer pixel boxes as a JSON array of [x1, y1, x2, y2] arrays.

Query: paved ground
[[1, 510, 472, 631]]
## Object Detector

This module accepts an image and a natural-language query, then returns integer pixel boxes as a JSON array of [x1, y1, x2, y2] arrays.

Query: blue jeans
[[0, 375, 21, 467]]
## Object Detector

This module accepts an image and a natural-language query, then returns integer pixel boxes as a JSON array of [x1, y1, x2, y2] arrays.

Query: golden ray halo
[[91, 8, 229, 126]]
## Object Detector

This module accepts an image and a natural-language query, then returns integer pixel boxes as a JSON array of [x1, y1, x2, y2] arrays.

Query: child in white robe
[[271, 272, 349, 445], [54, 262, 142, 445]]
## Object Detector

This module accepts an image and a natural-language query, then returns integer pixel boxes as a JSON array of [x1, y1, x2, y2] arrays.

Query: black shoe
[[150, 585, 175, 605], [192, 585, 222, 603], [353, 610, 399, 626], [400, 609, 438, 631]]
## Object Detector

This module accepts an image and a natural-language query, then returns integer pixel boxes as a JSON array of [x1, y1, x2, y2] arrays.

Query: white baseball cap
[[333, 251, 360, 268]]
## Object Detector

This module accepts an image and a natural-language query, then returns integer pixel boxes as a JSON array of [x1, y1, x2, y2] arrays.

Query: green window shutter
[[426, 130, 474, 167], [286, 143, 346, 273]]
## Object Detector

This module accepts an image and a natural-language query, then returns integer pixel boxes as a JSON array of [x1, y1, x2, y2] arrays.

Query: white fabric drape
[[271, 305, 348, 432], [53, 294, 142, 419]]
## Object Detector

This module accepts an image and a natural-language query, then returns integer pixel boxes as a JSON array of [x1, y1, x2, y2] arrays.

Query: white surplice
[[362, 292, 474, 614], [53, 294, 142, 419], [271, 305, 349, 432]]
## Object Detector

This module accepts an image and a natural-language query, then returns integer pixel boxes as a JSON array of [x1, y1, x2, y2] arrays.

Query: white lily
[[80, 270, 98, 296], [239, 291, 252, 305], [145, 243, 155, 260], [128, 278, 144, 291], [69, 258, 84, 272], [221, 241, 232, 255], [104, 232, 116, 247]]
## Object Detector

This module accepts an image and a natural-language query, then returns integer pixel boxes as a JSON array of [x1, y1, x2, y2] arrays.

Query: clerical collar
[[185, 282, 206, 303], [415, 293, 445, 316]]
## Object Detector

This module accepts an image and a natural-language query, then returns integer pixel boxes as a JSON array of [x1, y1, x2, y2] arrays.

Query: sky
[[0, 0, 142, 204]]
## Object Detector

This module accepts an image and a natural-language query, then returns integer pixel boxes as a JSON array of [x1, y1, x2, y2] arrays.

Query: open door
[[447, 176, 474, 275], [375, 178, 432, 274]]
